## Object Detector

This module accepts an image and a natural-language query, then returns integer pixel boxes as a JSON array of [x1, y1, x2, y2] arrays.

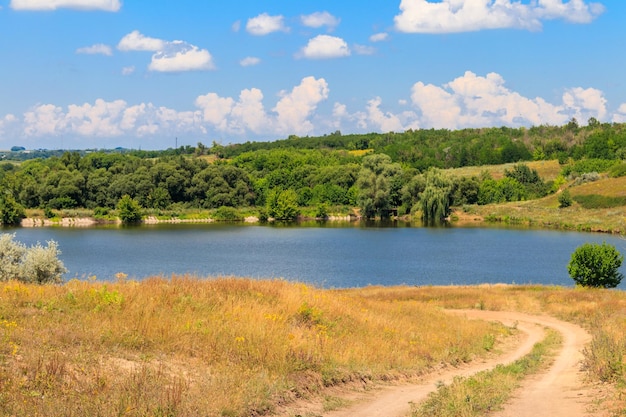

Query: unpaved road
[[278, 310, 594, 417]]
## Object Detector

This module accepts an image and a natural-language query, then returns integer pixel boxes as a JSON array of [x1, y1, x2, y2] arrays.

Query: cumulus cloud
[[298, 35, 350, 59], [10, 0, 121, 11], [246, 13, 288, 35], [394, 0, 605, 33], [118, 30, 165, 52], [149, 41, 215, 72], [409, 71, 608, 129], [273, 76, 329, 134], [240, 56, 261, 67], [118, 31, 214, 72], [8, 73, 623, 145], [300, 11, 340, 30], [121, 66, 135, 76], [76, 43, 113, 56], [369, 32, 389, 42], [194, 76, 329, 136]]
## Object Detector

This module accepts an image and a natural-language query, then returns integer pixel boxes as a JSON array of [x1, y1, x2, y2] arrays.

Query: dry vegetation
[[0, 277, 504, 417], [2, 278, 625, 416], [456, 171, 626, 234]]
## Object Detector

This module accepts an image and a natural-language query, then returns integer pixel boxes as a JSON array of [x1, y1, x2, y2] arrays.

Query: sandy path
[[278, 310, 593, 417]]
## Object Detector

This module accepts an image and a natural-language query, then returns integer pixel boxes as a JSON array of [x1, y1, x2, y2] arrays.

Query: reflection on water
[[4, 222, 625, 289]]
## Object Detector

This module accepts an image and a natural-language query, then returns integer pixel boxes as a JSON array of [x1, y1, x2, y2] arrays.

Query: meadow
[[0, 278, 625, 416]]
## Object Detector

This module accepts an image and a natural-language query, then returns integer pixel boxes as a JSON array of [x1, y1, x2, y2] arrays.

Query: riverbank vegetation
[[0, 119, 625, 231], [0, 279, 625, 416]]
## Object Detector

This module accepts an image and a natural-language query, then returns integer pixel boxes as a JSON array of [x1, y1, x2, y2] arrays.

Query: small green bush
[[212, 206, 242, 221], [567, 242, 624, 288], [117, 195, 142, 224], [608, 162, 626, 178], [558, 189, 572, 208]]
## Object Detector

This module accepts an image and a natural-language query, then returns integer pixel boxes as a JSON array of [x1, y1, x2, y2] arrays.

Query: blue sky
[[0, 0, 623, 150]]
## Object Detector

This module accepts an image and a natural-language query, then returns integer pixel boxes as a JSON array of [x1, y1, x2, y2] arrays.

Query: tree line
[[0, 119, 625, 224]]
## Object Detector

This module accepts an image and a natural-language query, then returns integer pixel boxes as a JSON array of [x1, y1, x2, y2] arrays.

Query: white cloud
[[613, 104, 626, 124], [118, 31, 214, 73], [10, 0, 121, 11], [394, 0, 605, 33], [273, 76, 329, 134], [353, 44, 376, 55], [240, 56, 261, 67], [300, 11, 340, 30], [121, 66, 135, 76], [409, 71, 607, 129], [149, 41, 215, 72], [246, 13, 288, 35], [232, 20, 241, 32], [9, 73, 623, 145], [118, 30, 165, 52], [369, 32, 389, 42], [298, 35, 350, 59], [365, 97, 405, 132], [76, 43, 112, 56]]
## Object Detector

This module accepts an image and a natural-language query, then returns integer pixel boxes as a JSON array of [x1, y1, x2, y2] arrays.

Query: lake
[[4, 222, 626, 289]]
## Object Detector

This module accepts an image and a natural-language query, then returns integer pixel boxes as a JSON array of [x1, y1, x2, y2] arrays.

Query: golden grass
[[569, 176, 626, 198], [2, 279, 626, 416], [447, 160, 562, 181], [0, 277, 504, 417]]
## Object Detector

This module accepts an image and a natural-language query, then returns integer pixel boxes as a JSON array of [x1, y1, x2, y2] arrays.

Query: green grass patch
[[411, 329, 562, 417], [573, 194, 626, 209]]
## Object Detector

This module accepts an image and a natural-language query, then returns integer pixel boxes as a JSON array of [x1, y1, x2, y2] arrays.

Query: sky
[[0, 0, 624, 150]]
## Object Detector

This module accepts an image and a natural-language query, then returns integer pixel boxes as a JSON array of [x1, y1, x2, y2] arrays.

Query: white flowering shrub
[[0, 233, 67, 284]]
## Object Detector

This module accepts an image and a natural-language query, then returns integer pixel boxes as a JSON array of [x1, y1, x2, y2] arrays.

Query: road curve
[[278, 310, 592, 417]]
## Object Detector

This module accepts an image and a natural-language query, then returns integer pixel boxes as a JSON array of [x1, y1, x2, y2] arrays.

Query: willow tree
[[420, 168, 452, 224], [356, 154, 403, 219]]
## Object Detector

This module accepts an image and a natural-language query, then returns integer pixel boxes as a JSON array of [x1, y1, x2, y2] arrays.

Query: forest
[[1, 118, 626, 224]]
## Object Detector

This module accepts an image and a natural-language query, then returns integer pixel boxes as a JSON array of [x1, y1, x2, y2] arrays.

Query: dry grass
[[0, 277, 503, 417], [349, 284, 626, 407], [2, 279, 626, 416], [447, 160, 562, 181]]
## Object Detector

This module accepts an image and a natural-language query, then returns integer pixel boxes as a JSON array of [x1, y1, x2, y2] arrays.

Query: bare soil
[[274, 310, 598, 417]]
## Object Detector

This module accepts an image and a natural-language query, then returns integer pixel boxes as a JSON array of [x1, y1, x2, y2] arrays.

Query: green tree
[[567, 242, 624, 288], [0, 194, 26, 226], [117, 195, 142, 224], [356, 154, 403, 219], [420, 168, 453, 223], [266, 189, 300, 221]]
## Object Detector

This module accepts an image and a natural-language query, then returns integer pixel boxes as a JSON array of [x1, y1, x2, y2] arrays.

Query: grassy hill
[[0, 278, 624, 416]]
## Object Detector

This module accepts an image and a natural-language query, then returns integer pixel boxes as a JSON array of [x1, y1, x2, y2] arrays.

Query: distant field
[[447, 160, 562, 181]]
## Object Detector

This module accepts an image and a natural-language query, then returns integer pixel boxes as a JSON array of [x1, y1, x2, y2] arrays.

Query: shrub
[[212, 206, 242, 221], [608, 162, 626, 178], [0, 195, 25, 226], [117, 195, 142, 224], [558, 189, 572, 208], [0, 233, 67, 284], [567, 242, 624, 288]]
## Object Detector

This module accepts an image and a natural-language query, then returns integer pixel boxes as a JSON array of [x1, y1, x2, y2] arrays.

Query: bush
[[558, 189, 572, 208], [608, 162, 626, 178], [212, 206, 242, 221], [117, 195, 142, 224], [0, 233, 67, 284], [0, 195, 25, 226], [567, 242, 624, 288]]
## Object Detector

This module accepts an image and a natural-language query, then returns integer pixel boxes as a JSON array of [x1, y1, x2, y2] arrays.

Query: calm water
[[4, 223, 626, 289]]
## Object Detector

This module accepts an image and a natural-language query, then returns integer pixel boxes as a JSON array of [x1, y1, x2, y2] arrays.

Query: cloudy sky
[[0, 0, 623, 149]]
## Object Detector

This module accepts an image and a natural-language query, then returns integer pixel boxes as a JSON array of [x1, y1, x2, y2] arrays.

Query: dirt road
[[279, 310, 593, 417]]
